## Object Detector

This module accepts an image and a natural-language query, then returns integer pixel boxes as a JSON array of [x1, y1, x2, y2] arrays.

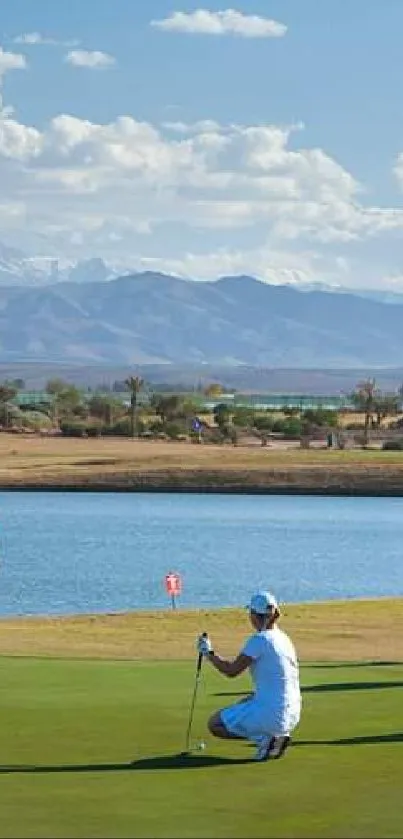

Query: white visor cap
[[247, 590, 279, 615]]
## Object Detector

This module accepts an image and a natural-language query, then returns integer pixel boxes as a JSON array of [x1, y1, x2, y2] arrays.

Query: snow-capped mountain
[[0, 241, 122, 287], [2, 238, 403, 307]]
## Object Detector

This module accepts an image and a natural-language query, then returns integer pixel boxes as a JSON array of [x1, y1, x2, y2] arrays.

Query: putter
[[180, 631, 207, 756]]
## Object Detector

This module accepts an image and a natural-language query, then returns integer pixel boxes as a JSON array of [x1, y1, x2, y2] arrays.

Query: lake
[[0, 492, 402, 617]]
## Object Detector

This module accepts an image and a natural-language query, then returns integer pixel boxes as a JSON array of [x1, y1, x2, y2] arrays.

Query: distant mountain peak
[[1, 268, 403, 367]]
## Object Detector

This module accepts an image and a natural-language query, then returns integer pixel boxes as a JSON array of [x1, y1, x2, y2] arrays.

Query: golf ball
[[196, 741, 206, 751]]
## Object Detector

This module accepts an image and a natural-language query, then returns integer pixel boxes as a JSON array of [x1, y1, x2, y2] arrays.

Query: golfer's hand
[[197, 634, 213, 656]]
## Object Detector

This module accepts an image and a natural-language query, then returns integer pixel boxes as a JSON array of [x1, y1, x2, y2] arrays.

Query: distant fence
[[197, 394, 356, 411]]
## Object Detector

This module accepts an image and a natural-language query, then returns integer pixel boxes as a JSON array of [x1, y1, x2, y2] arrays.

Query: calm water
[[0, 492, 402, 617]]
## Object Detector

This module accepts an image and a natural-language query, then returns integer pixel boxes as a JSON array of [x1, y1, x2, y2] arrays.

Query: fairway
[[1, 656, 402, 838]]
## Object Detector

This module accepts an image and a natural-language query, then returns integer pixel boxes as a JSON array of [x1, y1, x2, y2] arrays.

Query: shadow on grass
[[1, 732, 402, 775], [214, 679, 403, 698], [297, 732, 403, 746], [303, 680, 403, 692], [0, 753, 252, 775], [302, 661, 402, 669]]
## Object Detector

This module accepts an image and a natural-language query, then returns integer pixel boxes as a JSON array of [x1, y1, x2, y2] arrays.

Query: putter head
[[180, 740, 206, 757]]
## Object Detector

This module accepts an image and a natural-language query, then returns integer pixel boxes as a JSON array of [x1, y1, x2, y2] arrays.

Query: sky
[[2, 0, 403, 289]]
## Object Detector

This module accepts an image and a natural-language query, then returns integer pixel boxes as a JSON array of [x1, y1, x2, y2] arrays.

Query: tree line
[[0, 376, 402, 447]]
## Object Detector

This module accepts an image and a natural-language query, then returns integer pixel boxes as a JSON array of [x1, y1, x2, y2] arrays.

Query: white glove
[[197, 633, 213, 656]]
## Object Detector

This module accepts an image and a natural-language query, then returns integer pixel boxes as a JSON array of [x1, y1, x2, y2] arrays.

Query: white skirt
[[220, 697, 300, 740]]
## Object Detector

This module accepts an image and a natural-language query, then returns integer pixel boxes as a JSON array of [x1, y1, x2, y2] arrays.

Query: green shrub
[[107, 417, 132, 436], [302, 409, 338, 427], [271, 418, 285, 433], [269, 416, 303, 438], [282, 417, 303, 438], [164, 421, 186, 440], [253, 414, 275, 432], [20, 410, 53, 431], [0, 404, 22, 427], [148, 419, 163, 433], [85, 423, 103, 437], [60, 420, 103, 437], [232, 408, 255, 427], [60, 421, 87, 437], [382, 439, 403, 451]]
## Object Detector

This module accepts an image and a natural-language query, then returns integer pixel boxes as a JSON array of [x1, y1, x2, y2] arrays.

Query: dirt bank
[[1, 436, 403, 494], [2, 464, 403, 494]]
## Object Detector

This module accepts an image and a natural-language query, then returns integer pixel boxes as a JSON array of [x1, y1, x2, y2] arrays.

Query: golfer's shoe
[[254, 734, 291, 762]]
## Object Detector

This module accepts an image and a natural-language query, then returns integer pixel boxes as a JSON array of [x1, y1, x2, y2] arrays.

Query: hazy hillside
[[1, 271, 403, 368], [1, 361, 403, 395]]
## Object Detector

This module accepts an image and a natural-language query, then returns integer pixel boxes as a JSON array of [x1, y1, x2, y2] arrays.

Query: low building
[[13, 391, 54, 408]]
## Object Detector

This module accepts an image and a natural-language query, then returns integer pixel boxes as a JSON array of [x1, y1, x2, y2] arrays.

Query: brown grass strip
[[0, 599, 401, 662]]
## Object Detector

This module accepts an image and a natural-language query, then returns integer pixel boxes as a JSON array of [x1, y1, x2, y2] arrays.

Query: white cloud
[[0, 117, 43, 160], [150, 9, 287, 38], [1, 90, 403, 286], [0, 48, 27, 117], [139, 245, 320, 284], [65, 50, 115, 69], [14, 32, 79, 47], [0, 47, 27, 77], [163, 119, 222, 134]]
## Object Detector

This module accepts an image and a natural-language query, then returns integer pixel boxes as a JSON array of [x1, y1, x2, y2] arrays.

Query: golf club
[[180, 631, 208, 756]]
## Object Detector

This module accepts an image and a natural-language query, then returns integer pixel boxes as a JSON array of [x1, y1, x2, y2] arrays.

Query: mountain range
[[2, 262, 403, 367], [0, 241, 122, 288], [2, 239, 403, 305]]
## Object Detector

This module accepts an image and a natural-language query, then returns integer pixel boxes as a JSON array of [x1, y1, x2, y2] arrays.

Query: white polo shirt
[[242, 625, 301, 726]]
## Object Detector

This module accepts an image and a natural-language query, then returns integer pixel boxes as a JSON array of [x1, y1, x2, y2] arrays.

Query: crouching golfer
[[197, 591, 301, 761]]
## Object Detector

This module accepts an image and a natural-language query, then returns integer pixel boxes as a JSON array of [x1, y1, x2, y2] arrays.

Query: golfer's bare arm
[[207, 652, 252, 678]]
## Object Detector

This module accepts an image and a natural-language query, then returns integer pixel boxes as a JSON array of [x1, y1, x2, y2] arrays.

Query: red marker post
[[164, 572, 182, 610]]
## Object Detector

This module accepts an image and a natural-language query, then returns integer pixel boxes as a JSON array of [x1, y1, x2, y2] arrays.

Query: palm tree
[[350, 378, 378, 447], [124, 376, 144, 437]]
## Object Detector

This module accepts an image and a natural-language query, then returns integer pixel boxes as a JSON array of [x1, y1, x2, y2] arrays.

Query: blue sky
[[1, 1, 403, 289]]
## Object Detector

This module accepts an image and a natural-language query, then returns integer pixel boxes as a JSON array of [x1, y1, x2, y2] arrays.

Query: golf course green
[[1, 654, 402, 838]]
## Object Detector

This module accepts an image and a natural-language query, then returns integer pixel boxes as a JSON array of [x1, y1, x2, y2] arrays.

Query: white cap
[[247, 590, 279, 615]]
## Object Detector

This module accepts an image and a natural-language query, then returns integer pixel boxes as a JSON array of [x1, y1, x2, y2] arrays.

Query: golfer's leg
[[208, 710, 244, 740]]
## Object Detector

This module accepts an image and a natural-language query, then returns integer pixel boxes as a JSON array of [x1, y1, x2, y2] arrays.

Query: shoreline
[[0, 593, 401, 622], [2, 465, 403, 495]]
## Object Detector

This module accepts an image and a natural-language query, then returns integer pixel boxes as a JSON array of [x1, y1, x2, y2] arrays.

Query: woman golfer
[[197, 590, 301, 761]]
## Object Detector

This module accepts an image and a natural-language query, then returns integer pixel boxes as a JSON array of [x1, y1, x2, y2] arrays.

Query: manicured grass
[[1, 656, 402, 838]]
